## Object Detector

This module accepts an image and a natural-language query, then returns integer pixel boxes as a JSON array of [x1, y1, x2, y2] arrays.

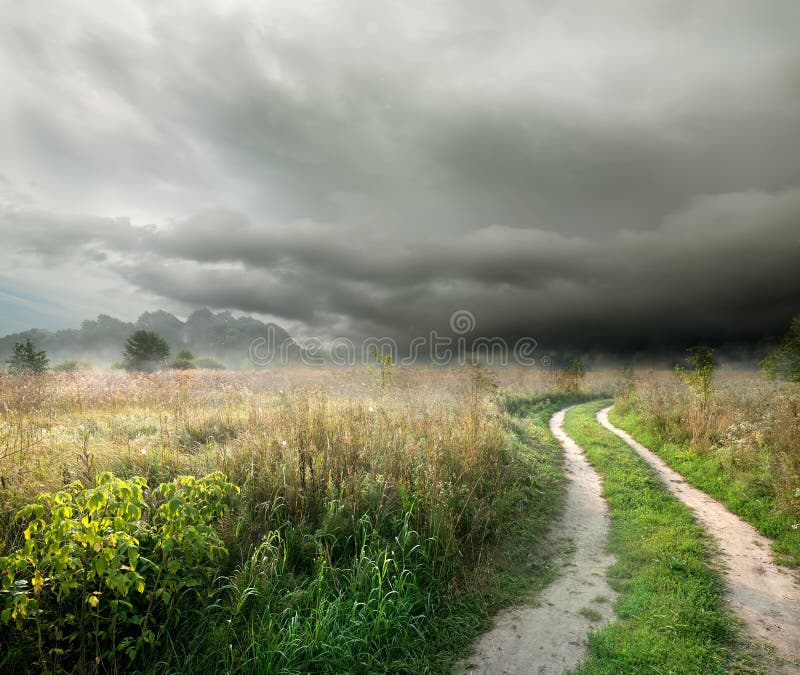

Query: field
[[0, 366, 607, 673], [612, 368, 800, 565], [1, 365, 798, 673]]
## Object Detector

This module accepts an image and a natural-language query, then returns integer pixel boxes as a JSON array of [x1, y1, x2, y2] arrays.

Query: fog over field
[[2, 1, 799, 352]]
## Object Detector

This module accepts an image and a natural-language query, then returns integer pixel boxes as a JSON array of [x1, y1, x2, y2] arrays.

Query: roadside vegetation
[[611, 361, 800, 566], [0, 367, 579, 673], [563, 401, 737, 674]]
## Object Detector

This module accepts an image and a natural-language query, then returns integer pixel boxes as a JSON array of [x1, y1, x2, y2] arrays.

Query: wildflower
[[793, 523, 799, 530], [368, 406, 374, 413], [281, 440, 287, 447], [139, 448, 147, 456]]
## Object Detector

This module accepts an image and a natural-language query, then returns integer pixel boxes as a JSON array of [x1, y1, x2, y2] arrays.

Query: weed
[[579, 607, 603, 622]]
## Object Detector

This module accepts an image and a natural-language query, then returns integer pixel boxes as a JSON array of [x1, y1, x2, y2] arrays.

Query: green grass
[[0, 373, 586, 675], [160, 394, 578, 674], [610, 405, 800, 567], [563, 401, 737, 675]]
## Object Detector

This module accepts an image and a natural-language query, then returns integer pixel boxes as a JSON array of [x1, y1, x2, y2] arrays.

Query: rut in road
[[598, 406, 800, 674], [456, 408, 616, 675]]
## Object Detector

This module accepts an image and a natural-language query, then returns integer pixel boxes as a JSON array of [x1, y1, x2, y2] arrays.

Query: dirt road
[[598, 406, 800, 673], [456, 408, 616, 674]]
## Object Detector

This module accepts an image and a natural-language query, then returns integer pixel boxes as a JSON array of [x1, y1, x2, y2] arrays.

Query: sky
[[1, 0, 799, 353]]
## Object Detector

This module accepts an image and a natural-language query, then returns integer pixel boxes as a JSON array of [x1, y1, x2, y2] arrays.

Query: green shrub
[[52, 359, 90, 373], [557, 358, 586, 392], [0, 472, 238, 673], [762, 316, 800, 383], [676, 346, 715, 407]]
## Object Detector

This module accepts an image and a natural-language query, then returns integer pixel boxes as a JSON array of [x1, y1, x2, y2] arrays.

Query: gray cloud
[[1, 1, 799, 351], [3, 186, 799, 350]]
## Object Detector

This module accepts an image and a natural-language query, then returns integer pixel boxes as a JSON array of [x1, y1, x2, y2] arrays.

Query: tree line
[[5, 316, 800, 381], [6, 330, 225, 374]]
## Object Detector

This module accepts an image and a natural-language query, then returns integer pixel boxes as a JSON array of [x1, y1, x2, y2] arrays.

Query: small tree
[[6, 339, 49, 374], [676, 346, 715, 407], [761, 316, 800, 383], [122, 331, 170, 372], [558, 358, 586, 392], [367, 347, 393, 390], [172, 348, 196, 370], [616, 364, 637, 400]]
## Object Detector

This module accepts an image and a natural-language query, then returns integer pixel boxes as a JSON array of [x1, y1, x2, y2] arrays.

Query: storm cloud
[[1, 1, 799, 351]]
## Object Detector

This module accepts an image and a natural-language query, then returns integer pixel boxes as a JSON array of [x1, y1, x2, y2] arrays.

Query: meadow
[[0, 366, 609, 673], [1, 364, 797, 673]]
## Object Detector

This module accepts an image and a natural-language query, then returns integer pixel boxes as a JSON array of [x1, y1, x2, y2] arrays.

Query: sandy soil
[[456, 407, 617, 674], [598, 406, 800, 674]]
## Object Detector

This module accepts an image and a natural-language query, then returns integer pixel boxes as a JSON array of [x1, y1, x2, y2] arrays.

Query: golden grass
[[618, 367, 800, 519], [0, 365, 611, 556]]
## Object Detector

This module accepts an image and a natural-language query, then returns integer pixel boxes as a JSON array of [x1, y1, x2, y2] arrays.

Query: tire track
[[457, 407, 616, 674], [598, 406, 800, 673]]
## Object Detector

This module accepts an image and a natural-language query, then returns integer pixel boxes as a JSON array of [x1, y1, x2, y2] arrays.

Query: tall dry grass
[[0, 365, 586, 671], [0, 364, 593, 563], [615, 367, 800, 522], [0, 370, 496, 552]]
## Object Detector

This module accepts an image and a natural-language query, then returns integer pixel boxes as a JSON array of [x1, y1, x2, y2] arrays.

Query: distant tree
[[6, 339, 49, 374], [172, 348, 196, 370], [761, 316, 800, 383], [676, 346, 715, 407], [122, 331, 170, 372]]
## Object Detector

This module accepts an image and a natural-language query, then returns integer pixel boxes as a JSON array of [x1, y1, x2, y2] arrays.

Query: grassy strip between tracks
[[563, 401, 740, 674]]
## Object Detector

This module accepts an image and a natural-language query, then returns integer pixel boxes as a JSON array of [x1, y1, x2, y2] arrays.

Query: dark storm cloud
[[1, 1, 799, 350], [4, 186, 799, 350]]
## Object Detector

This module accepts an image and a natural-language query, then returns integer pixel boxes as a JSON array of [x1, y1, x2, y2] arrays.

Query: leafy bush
[[557, 358, 586, 392], [0, 472, 238, 673], [676, 346, 715, 407], [193, 357, 226, 370], [52, 359, 90, 373], [615, 364, 637, 400], [762, 316, 800, 383], [171, 348, 196, 370]]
